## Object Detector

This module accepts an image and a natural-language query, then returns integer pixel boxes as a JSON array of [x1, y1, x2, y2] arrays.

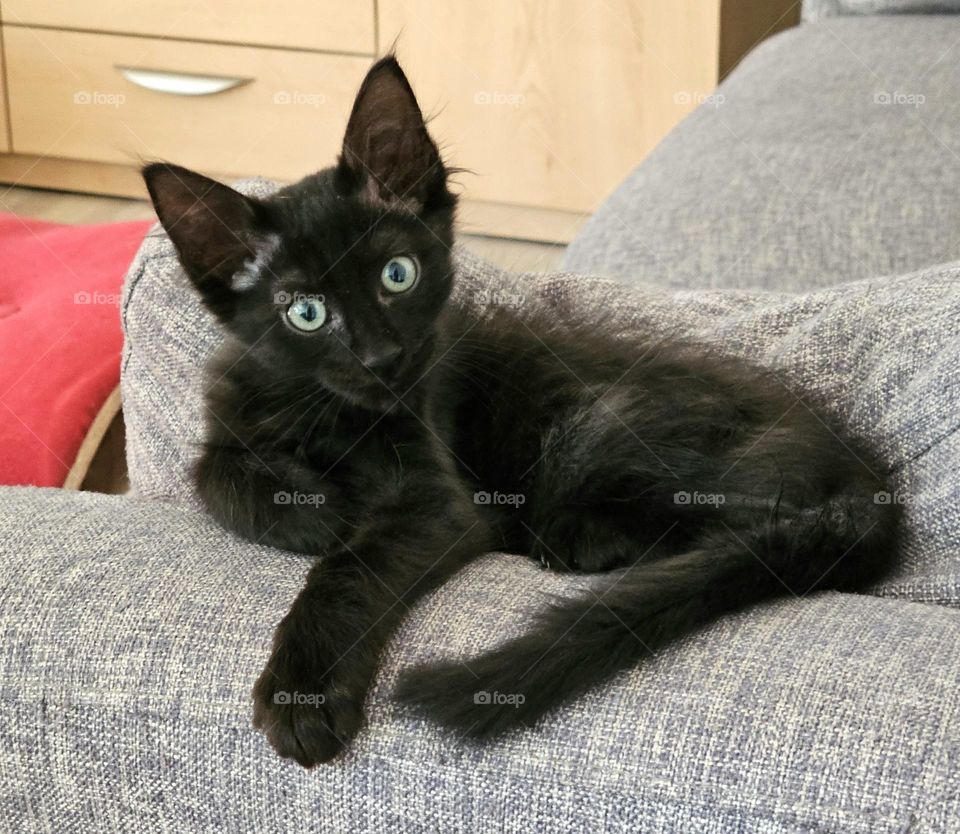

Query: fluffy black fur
[[143, 56, 900, 767]]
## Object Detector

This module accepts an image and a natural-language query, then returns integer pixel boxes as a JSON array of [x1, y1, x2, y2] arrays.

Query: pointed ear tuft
[[142, 163, 276, 312], [339, 56, 451, 213]]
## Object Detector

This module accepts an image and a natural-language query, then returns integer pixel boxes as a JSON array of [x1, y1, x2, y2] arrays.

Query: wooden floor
[[0, 185, 568, 273]]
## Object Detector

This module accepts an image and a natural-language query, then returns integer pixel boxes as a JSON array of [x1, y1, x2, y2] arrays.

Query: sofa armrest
[[1, 486, 957, 832]]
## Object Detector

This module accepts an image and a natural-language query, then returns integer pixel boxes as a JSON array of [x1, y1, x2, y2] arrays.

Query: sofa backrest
[[804, 0, 960, 19]]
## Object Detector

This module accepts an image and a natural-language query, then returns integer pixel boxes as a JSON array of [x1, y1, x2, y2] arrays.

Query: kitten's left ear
[[338, 56, 451, 213]]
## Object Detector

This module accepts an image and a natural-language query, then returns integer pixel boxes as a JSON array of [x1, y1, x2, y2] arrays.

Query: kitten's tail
[[395, 498, 898, 738]]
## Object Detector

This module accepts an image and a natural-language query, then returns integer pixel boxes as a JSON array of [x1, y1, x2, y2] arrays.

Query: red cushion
[[0, 211, 151, 486]]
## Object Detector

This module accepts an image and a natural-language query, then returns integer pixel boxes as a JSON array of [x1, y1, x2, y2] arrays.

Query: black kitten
[[143, 57, 899, 768]]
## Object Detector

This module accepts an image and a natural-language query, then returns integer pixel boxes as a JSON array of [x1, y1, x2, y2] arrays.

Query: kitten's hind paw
[[393, 656, 537, 740]]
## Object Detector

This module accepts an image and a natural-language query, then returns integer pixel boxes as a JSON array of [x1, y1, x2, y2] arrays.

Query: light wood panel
[[378, 0, 723, 215], [0, 153, 149, 198], [4, 27, 370, 183], [0, 169, 155, 220], [457, 199, 588, 246], [63, 386, 125, 491], [0, 183, 567, 274], [0, 152, 589, 245], [1, 0, 375, 54]]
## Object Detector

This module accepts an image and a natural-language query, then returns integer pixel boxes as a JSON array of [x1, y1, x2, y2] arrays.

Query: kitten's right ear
[[142, 163, 276, 311]]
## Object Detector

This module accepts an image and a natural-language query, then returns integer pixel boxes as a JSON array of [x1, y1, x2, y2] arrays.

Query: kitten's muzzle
[[357, 341, 404, 373]]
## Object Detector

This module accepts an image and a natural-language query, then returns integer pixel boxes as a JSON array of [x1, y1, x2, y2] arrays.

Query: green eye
[[286, 297, 326, 332], [381, 255, 419, 294]]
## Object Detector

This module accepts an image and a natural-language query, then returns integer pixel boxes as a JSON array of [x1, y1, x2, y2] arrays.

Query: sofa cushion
[[562, 17, 960, 292], [0, 486, 957, 832], [122, 198, 960, 605], [805, 0, 960, 19], [0, 212, 149, 486]]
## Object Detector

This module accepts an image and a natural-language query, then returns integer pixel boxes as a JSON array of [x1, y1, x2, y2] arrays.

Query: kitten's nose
[[359, 341, 404, 372]]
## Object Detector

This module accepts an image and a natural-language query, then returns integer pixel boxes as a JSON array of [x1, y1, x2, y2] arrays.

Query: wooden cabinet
[[0, 1, 796, 241], [378, 0, 721, 236], [0, 0, 375, 54], [378, 0, 796, 238], [5, 27, 369, 182]]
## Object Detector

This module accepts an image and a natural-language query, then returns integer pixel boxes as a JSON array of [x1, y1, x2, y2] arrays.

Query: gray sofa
[[2, 3, 959, 832]]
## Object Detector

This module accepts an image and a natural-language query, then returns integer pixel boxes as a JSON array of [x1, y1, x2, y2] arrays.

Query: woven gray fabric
[[562, 17, 960, 291], [804, 0, 960, 19], [121, 179, 277, 506], [122, 199, 960, 605], [1, 486, 957, 833]]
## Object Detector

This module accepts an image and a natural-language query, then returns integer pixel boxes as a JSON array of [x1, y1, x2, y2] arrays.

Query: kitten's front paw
[[251, 634, 363, 767]]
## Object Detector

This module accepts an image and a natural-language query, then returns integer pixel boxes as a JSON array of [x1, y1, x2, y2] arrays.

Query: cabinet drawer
[[5, 27, 371, 183], [0, 0, 374, 54]]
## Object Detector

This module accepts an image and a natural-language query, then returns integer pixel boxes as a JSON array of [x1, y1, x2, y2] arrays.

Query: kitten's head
[[143, 56, 456, 411]]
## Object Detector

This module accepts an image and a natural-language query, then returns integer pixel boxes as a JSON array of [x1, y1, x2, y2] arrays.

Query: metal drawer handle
[[115, 66, 252, 96]]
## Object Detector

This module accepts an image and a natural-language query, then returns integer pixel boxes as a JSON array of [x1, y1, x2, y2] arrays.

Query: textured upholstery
[[5, 14, 960, 834], [1, 487, 958, 832], [562, 17, 960, 292], [804, 0, 960, 19], [113, 179, 960, 833]]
